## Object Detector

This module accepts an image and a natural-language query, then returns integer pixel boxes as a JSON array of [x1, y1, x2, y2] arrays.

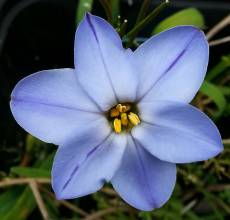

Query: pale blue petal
[[74, 13, 138, 111], [133, 26, 208, 103], [10, 68, 101, 145], [112, 136, 176, 211], [132, 101, 223, 163], [52, 131, 127, 199]]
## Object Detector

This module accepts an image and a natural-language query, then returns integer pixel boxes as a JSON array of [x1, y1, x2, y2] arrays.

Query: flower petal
[[10, 68, 101, 145], [133, 26, 208, 103], [52, 130, 127, 199], [74, 13, 138, 111], [132, 101, 223, 163], [112, 136, 176, 211]]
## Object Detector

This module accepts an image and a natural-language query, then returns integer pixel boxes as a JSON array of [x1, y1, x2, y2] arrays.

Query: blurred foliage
[[76, 0, 94, 25], [152, 8, 205, 34], [200, 80, 227, 119], [0, 0, 230, 220]]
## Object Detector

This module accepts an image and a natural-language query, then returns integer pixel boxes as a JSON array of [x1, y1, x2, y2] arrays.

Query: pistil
[[109, 103, 140, 133]]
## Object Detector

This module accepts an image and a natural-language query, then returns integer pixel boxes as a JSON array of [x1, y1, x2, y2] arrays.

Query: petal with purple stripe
[[74, 14, 138, 111], [10, 68, 100, 145], [52, 129, 127, 199], [132, 26, 208, 103], [112, 136, 176, 211], [132, 101, 223, 163]]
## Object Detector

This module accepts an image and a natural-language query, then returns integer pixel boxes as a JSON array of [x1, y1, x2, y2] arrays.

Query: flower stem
[[125, 0, 170, 47], [99, 0, 112, 23], [118, 19, 128, 37], [110, 0, 120, 25], [135, 0, 151, 24]]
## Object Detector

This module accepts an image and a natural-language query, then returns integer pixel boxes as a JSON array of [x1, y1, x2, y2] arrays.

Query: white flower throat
[[109, 103, 140, 133]]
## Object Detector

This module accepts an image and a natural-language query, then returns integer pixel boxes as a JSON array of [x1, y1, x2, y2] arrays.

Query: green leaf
[[43, 194, 60, 219], [25, 134, 45, 153], [206, 55, 230, 81], [185, 211, 203, 220], [125, 0, 170, 47], [218, 86, 230, 96], [10, 167, 50, 178], [153, 8, 205, 34], [38, 151, 55, 169], [0, 188, 22, 218], [110, 0, 120, 24], [2, 152, 55, 220], [76, 0, 94, 25], [199, 81, 227, 118], [2, 188, 37, 220]]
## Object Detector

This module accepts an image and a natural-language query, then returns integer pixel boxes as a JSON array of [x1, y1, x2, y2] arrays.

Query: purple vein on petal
[[130, 136, 158, 208], [137, 30, 199, 102], [75, 77, 105, 113], [11, 96, 102, 115], [141, 120, 218, 147], [85, 13, 119, 102], [61, 132, 112, 191]]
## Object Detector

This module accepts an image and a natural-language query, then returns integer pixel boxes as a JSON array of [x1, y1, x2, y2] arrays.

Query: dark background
[[0, 0, 229, 170], [0, 1, 229, 219]]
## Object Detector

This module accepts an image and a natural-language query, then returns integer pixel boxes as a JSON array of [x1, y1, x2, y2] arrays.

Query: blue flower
[[10, 13, 223, 211]]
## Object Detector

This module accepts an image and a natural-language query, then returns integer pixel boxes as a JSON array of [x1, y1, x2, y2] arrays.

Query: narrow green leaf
[[206, 55, 230, 81], [0, 188, 22, 218], [125, 0, 170, 47], [199, 81, 227, 118], [136, 0, 151, 24], [110, 0, 120, 24], [38, 151, 55, 169], [218, 86, 230, 96], [99, 0, 112, 23], [43, 194, 60, 219], [10, 167, 50, 178], [25, 134, 45, 153], [76, 0, 94, 25], [2, 188, 37, 220], [153, 8, 205, 34], [185, 211, 203, 220], [200, 190, 226, 220]]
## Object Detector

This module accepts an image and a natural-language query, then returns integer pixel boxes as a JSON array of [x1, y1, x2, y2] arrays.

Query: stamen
[[110, 103, 140, 133], [114, 118, 121, 133], [123, 104, 131, 112], [121, 113, 128, 126], [116, 103, 131, 113], [128, 112, 140, 126], [116, 104, 123, 112], [110, 108, 119, 117]]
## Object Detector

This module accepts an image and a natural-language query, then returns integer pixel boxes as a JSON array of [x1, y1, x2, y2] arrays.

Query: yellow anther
[[121, 113, 128, 126], [128, 112, 140, 126], [110, 108, 119, 117], [114, 118, 121, 133]]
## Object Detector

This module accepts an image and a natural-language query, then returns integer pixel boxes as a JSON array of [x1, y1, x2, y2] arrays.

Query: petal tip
[[214, 142, 224, 156], [51, 179, 72, 201], [85, 12, 93, 21], [84, 12, 100, 25]]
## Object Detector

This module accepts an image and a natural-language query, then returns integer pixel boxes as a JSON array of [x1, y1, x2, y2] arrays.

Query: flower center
[[108, 103, 140, 133]]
